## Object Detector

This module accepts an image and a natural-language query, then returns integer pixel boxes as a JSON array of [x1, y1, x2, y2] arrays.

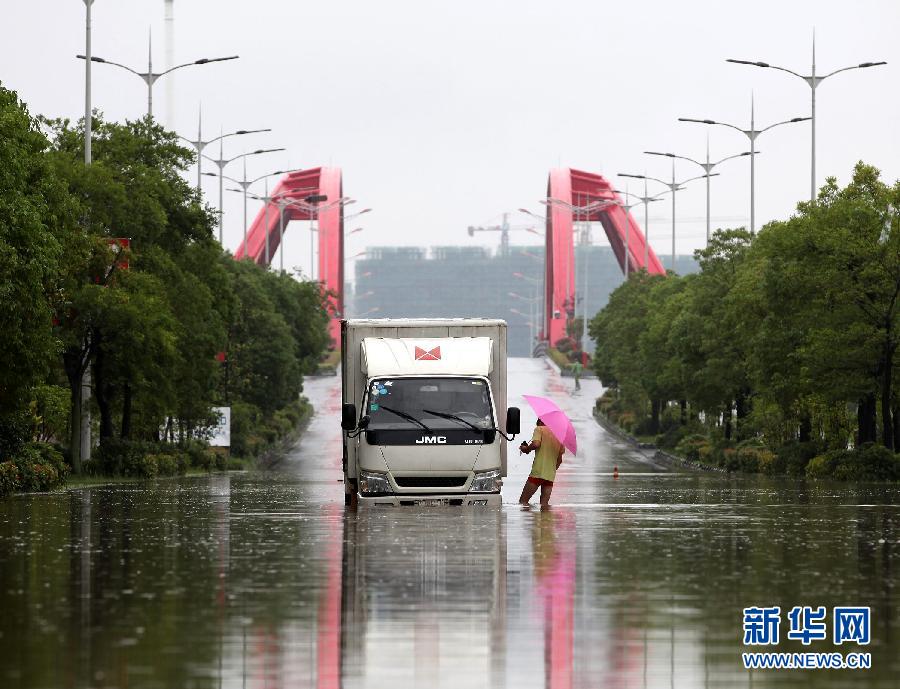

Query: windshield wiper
[[377, 404, 433, 433], [422, 409, 482, 433]]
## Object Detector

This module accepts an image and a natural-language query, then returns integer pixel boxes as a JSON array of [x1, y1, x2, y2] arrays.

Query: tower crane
[[467, 212, 540, 256]]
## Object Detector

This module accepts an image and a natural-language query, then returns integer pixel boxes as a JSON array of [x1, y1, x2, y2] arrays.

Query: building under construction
[[349, 245, 698, 357]]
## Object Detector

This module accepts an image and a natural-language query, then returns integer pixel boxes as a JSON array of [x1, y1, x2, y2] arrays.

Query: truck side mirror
[[506, 407, 521, 436], [341, 403, 357, 431]]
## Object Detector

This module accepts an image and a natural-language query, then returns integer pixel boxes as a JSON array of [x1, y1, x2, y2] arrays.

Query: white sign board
[[209, 407, 231, 447]]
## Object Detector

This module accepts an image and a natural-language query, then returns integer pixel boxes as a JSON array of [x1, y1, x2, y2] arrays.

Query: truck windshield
[[366, 377, 493, 431]]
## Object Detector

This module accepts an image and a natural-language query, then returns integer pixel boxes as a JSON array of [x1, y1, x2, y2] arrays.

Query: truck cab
[[340, 320, 520, 506]]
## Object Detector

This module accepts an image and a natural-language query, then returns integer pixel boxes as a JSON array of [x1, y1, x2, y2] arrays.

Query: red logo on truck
[[415, 346, 441, 361]]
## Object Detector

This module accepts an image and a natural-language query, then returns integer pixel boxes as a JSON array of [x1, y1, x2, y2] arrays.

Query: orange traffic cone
[[613, 465, 619, 479]]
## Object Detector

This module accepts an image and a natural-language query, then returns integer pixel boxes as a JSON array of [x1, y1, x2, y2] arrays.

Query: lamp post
[[209, 164, 302, 249], [542, 197, 621, 352], [513, 271, 544, 346], [83, 0, 95, 166], [344, 208, 373, 224], [644, 144, 753, 243], [618, 169, 712, 271], [539, 198, 595, 325], [203, 145, 284, 243], [610, 187, 664, 270], [679, 98, 810, 234], [726, 37, 886, 201], [179, 109, 270, 190], [240, 187, 305, 267], [509, 292, 541, 349], [79, 0, 97, 470], [77, 33, 237, 118]]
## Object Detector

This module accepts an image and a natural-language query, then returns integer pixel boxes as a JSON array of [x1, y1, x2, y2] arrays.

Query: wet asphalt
[[2, 358, 900, 688]]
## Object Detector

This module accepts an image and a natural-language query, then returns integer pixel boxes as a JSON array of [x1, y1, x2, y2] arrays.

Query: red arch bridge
[[235, 166, 665, 350]]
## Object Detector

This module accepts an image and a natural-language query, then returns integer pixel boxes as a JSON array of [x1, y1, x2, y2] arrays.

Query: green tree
[[224, 260, 300, 414], [754, 164, 900, 449], [0, 85, 76, 456]]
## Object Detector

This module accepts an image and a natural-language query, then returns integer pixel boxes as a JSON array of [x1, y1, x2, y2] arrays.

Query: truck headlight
[[471, 469, 501, 493], [359, 470, 392, 495]]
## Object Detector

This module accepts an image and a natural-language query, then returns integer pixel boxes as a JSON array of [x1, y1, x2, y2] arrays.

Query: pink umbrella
[[522, 395, 578, 456]]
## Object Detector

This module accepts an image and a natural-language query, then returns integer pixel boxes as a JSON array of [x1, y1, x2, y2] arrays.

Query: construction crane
[[467, 212, 541, 256]]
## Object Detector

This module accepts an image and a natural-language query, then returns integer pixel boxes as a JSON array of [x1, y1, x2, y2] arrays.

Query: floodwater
[[1, 359, 899, 689]]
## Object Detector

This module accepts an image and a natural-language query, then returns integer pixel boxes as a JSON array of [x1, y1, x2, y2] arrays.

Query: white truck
[[340, 319, 521, 506]]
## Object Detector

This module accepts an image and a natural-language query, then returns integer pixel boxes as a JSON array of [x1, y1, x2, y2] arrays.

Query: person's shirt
[[529, 425, 563, 481]]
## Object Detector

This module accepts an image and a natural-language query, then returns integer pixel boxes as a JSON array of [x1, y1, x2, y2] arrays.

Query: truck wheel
[[344, 477, 356, 506]]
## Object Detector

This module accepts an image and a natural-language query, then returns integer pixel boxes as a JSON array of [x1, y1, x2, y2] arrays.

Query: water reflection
[[2, 474, 900, 688], [2, 361, 900, 688]]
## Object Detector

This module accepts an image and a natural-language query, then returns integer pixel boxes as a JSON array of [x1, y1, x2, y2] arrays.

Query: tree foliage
[[0, 85, 330, 473], [591, 163, 900, 471]]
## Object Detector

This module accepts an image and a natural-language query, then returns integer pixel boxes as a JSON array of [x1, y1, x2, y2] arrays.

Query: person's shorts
[[527, 476, 554, 487]]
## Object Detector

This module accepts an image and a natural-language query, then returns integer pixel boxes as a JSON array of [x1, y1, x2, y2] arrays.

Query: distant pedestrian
[[518, 419, 564, 506], [570, 360, 582, 391]]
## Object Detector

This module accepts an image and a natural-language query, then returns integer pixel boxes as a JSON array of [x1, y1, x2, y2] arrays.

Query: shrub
[[230, 402, 262, 458], [11, 446, 63, 491], [139, 454, 159, 478], [29, 442, 69, 479], [0, 461, 21, 497], [214, 452, 227, 471], [154, 453, 178, 476], [93, 439, 160, 478], [227, 457, 247, 471], [184, 440, 216, 470], [656, 425, 693, 450], [722, 447, 740, 472], [618, 411, 636, 433], [736, 446, 774, 474], [633, 417, 656, 437], [775, 442, 823, 476], [807, 443, 900, 481], [675, 434, 710, 463]]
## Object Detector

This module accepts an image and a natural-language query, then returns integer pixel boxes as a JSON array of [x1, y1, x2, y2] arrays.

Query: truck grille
[[394, 476, 468, 488]]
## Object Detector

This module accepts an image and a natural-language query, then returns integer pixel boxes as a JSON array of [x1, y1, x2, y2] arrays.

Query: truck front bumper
[[357, 492, 501, 507]]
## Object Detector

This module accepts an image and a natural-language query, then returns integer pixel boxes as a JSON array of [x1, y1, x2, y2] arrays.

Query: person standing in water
[[518, 418, 564, 506]]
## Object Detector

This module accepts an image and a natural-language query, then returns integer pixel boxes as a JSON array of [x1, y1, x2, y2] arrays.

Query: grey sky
[[3, 1, 898, 275]]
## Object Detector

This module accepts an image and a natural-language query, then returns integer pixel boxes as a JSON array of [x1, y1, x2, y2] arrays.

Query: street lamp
[[513, 271, 544, 345], [618, 168, 713, 271], [276, 196, 355, 282], [82, 0, 95, 167], [542, 197, 620, 351], [727, 37, 886, 200], [270, 195, 325, 280], [79, 0, 97, 470], [610, 187, 664, 270], [644, 145, 753, 243], [679, 97, 810, 234], [208, 164, 303, 248], [238, 187, 311, 268], [203, 145, 285, 243], [509, 308, 538, 350], [77, 31, 237, 118], [344, 208, 373, 224], [179, 108, 270, 190], [509, 291, 541, 347]]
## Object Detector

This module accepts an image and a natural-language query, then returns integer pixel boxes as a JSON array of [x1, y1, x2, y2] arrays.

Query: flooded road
[[2, 359, 900, 688]]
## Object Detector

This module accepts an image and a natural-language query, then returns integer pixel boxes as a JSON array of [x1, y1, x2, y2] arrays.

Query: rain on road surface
[[2, 359, 899, 688]]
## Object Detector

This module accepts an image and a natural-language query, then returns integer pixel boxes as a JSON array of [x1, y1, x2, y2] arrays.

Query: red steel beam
[[235, 167, 344, 347], [545, 168, 665, 346]]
